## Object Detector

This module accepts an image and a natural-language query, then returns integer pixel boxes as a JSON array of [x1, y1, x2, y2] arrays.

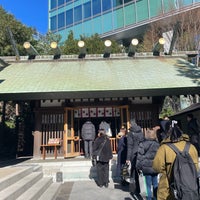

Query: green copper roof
[[0, 56, 199, 100]]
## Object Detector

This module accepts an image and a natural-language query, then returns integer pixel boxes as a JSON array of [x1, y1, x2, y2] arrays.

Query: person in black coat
[[126, 120, 144, 199], [136, 128, 160, 200], [93, 129, 113, 188], [187, 113, 200, 155], [116, 127, 128, 183]]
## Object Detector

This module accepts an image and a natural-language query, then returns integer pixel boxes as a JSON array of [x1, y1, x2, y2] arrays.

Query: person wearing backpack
[[152, 120, 199, 200]]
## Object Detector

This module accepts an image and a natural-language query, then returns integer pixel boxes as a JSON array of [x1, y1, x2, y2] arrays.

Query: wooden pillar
[[126, 106, 130, 129], [63, 108, 67, 158], [33, 130, 42, 158], [33, 101, 42, 159]]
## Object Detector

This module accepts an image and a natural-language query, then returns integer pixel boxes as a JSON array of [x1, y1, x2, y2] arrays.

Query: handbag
[[91, 138, 107, 167], [92, 155, 97, 166], [121, 162, 132, 183], [138, 171, 148, 197]]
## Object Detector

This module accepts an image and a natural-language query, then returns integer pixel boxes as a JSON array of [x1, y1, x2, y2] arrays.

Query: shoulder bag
[[92, 138, 107, 166]]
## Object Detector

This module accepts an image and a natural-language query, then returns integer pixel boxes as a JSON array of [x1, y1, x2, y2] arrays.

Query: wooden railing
[[41, 132, 165, 158], [40, 135, 118, 159], [110, 138, 117, 154]]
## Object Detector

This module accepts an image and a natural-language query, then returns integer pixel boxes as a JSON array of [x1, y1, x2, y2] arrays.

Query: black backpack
[[167, 142, 200, 200]]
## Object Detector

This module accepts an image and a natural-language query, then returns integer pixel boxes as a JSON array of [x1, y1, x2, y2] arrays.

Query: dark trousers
[[96, 161, 109, 186], [84, 140, 93, 158], [129, 167, 140, 194]]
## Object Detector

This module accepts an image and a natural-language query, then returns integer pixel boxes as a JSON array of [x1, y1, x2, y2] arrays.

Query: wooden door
[[114, 105, 130, 153], [119, 105, 130, 129], [63, 107, 80, 158]]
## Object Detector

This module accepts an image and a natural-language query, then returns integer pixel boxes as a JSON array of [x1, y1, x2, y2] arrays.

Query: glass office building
[[49, 0, 200, 43]]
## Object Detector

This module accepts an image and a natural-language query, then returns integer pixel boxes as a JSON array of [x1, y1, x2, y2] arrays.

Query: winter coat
[[81, 121, 96, 141], [117, 135, 127, 165], [126, 124, 144, 167], [93, 135, 113, 162], [187, 118, 200, 144], [136, 138, 159, 175], [152, 134, 199, 200]]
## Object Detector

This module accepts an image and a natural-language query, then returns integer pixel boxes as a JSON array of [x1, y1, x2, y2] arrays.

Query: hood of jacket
[[160, 133, 190, 145], [129, 123, 142, 133]]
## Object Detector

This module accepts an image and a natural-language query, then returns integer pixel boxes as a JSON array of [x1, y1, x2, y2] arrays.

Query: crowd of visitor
[[81, 114, 200, 200]]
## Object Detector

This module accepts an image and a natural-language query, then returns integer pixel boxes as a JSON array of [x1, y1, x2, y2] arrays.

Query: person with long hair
[[153, 120, 199, 200]]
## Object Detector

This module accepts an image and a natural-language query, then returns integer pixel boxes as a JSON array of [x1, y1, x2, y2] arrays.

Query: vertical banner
[[90, 107, 97, 117], [98, 107, 105, 117], [82, 108, 89, 118]]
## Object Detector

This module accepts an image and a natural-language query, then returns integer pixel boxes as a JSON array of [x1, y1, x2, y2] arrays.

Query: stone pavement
[[0, 158, 136, 200], [55, 179, 134, 200], [1, 157, 200, 200]]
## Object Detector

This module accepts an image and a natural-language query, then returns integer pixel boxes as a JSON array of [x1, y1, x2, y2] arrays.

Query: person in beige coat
[[152, 120, 199, 200]]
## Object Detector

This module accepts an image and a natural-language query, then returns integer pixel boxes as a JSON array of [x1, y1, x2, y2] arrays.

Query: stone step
[[17, 164, 43, 172], [0, 163, 61, 200], [62, 166, 117, 181], [39, 159, 118, 182], [38, 182, 61, 200], [0, 166, 40, 192], [0, 171, 43, 200], [14, 157, 118, 182], [16, 177, 53, 200]]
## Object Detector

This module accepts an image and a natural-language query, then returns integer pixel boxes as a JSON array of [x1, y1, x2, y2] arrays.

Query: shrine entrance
[[63, 105, 130, 158], [38, 103, 157, 159]]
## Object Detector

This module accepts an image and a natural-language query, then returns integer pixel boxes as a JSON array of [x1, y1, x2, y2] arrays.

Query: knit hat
[[130, 119, 137, 127]]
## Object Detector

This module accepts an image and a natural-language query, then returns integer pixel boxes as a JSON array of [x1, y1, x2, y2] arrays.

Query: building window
[[83, 2, 91, 19], [58, 0, 65, 7], [92, 0, 101, 16], [112, 0, 122, 7], [58, 12, 65, 29], [124, 0, 132, 4], [66, 0, 73, 3], [102, 0, 112, 12], [50, 0, 57, 10], [66, 9, 73, 26], [50, 15, 57, 31], [74, 5, 82, 23]]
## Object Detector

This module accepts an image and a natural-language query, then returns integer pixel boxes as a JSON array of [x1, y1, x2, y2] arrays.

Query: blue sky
[[0, 0, 48, 34]]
